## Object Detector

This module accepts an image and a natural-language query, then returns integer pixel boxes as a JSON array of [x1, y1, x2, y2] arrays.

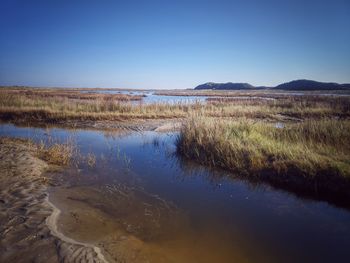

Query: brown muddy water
[[1, 123, 350, 263]]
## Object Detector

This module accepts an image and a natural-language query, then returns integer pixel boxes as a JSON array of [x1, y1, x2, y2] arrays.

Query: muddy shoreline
[[0, 138, 108, 263], [0, 118, 182, 133]]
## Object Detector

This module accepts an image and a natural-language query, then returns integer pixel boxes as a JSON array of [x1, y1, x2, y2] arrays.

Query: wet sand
[[0, 138, 106, 263], [48, 185, 252, 263]]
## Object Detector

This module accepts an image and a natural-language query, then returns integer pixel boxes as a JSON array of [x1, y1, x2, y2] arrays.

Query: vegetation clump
[[177, 116, 350, 179], [0, 136, 76, 167], [35, 140, 76, 166]]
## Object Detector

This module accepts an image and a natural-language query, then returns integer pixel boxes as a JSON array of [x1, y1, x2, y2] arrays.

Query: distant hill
[[274, 79, 350, 90], [194, 79, 350, 91], [194, 82, 257, 90]]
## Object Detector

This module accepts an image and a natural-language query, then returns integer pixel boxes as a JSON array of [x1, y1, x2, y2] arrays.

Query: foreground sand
[[0, 138, 107, 263]]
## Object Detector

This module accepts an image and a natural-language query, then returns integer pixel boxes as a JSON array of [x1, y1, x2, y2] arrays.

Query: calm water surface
[[82, 90, 208, 104], [1, 123, 350, 263]]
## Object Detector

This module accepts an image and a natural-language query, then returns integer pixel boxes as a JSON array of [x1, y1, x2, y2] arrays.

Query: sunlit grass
[[0, 88, 349, 122], [177, 116, 350, 178]]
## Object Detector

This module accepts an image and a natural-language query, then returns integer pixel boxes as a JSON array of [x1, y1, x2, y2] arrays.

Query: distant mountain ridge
[[194, 79, 350, 91], [275, 80, 350, 90], [195, 82, 258, 90]]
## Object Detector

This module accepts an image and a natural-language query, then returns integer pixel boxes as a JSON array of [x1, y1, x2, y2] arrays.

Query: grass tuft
[[177, 116, 350, 178], [35, 140, 76, 166]]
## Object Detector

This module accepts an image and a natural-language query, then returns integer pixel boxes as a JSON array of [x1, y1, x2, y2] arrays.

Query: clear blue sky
[[1, 0, 349, 89]]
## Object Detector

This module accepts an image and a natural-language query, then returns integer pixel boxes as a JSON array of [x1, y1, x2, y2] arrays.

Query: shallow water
[[1, 123, 350, 262], [81, 90, 275, 104], [81, 89, 350, 105], [82, 90, 208, 104]]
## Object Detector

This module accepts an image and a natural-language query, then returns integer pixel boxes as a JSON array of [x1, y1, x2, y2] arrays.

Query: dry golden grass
[[0, 88, 349, 123], [0, 87, 144, 101], [35, 140, 76, 166], [0, 136, 76, 166], [177, 116, 350, 178]]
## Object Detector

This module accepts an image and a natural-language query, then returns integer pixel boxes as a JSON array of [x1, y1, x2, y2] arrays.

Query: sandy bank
[[0, 138, 108, 263]]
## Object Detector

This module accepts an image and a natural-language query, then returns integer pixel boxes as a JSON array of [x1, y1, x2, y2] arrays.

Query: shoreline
[[45, 195, 109, 263], [0, 118, 182, 133], [0, 138, 108, 262]]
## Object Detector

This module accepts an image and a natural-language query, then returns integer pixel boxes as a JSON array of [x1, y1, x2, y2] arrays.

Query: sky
[[0, 0, 349, 89]]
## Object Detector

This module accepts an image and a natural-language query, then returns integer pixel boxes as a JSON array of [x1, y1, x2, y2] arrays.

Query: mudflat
[[0, 138, 107, 263]]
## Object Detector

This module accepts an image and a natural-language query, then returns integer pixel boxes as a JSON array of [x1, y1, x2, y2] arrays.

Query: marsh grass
[[177, 116, 350, 178], [1, 88, 349, 123], [34, 137, 77, 166], [0, 136, 77, 167], [0, 91, 199, 120], [1, 87, 144, 101]]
